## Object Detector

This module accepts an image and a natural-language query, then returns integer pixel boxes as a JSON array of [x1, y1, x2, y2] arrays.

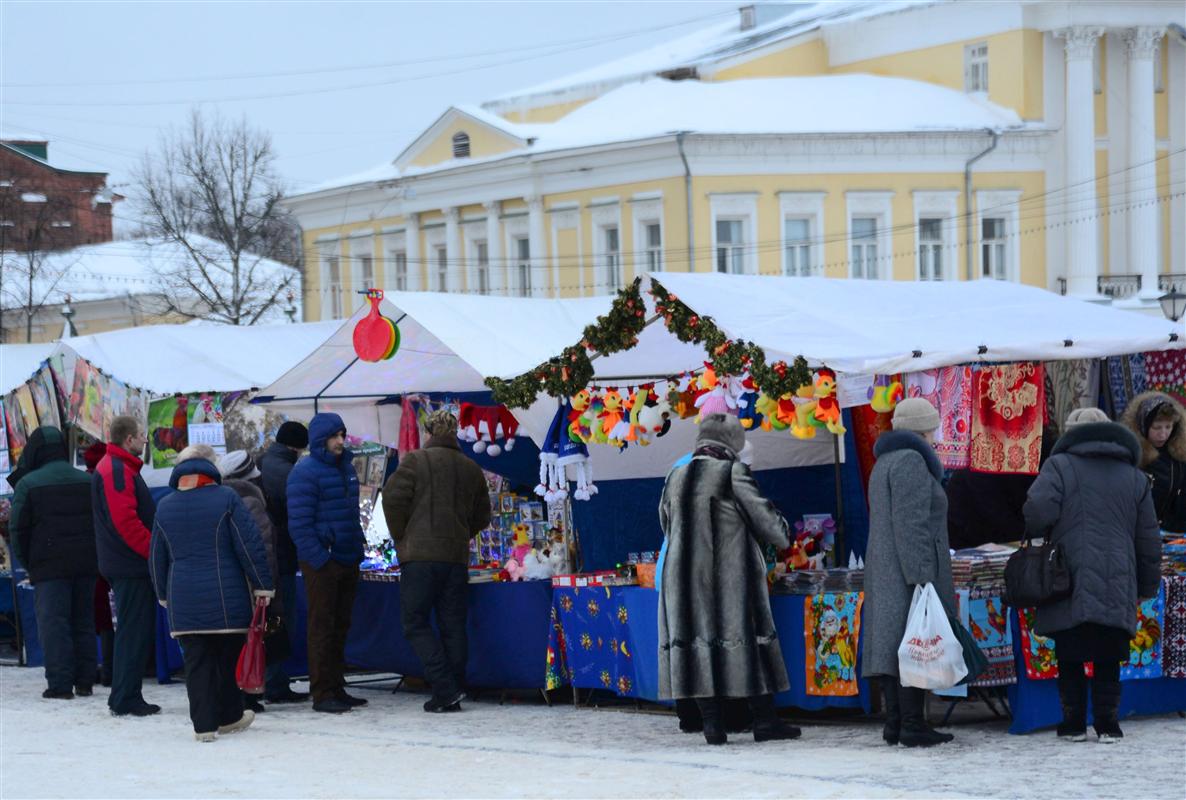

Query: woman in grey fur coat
[[658, 414, 799, 745], [861, 397, 957, 748]]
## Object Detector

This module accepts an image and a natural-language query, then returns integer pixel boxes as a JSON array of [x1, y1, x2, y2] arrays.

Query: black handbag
[[949, 613, 989, 686], [1003, 535, 1071, 609]]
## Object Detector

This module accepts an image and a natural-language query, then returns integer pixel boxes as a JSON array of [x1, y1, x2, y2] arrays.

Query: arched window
[[452, 131, 471, 159]]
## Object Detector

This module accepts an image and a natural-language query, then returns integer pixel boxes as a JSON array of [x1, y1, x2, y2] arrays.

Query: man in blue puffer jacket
[[287, 412, 366, 714]]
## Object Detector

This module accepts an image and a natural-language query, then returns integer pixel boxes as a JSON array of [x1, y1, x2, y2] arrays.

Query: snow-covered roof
[[0, 139, 108, 176], [0, 235, 301, 322], [299, 74, 1020, 195], [0, 342, 56, 395], [487, 0, 940, 107]]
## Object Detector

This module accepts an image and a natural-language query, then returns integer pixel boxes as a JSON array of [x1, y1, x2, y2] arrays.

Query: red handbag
[[235, 597, 268, 694]]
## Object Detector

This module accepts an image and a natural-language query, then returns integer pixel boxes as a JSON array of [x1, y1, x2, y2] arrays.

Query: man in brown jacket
[[383, 409, 491, 712]]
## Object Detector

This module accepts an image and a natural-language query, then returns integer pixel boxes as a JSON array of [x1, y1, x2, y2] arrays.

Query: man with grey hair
[[383, 408, 491, 712]]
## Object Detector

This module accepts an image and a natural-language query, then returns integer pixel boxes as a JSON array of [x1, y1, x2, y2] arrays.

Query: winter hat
[[891, 397, 940, 433], [1138, 396, 1177, 437], [426, 408, 459, 438], [176, 443, 217, 464], [1064, 407, 1109, 429], [697, 413, 746, 456], [276, 421, 309, 449], [218, 450, 260, 481], [83, 441, 107, 473]]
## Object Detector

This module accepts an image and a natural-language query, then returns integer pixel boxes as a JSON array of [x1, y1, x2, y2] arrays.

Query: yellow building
[[285, 0, 1186, 320]]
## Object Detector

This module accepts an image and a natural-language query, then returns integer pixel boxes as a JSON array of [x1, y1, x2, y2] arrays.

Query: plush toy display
[[790, 381, 821, 439], [568, 390, 592, 443], [810, 368, 847, 435], [537, 400, 597, 501], [635, 395, 672, 445], [693, 366, 733, 420], [621, 388, 648, 445], [868, 373, 904, 413], [502, 557, 526, 582], [458, 402, 519, 456], [522, 548, 554, 581], [599, 389, 628, 445]]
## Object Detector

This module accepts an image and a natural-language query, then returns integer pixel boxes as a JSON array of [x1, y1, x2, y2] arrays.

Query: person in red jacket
[[92, 415, 159, 717]]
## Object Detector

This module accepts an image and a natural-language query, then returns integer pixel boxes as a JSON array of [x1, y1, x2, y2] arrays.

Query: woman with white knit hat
[[861, 397, 958, 748]]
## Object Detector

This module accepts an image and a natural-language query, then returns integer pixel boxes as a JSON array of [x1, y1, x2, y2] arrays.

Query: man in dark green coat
[[9, 426, 98, 699]]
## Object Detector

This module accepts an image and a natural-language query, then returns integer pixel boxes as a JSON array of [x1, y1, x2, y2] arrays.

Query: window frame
[[452, 131, 471, 159], [709, 193, 759, 275], [630, 193, 664, 274], [435, 245, 448, 292], [912, 191, 958, 282], [513, 235, 531, 297], [965, 41, 989, 94], [845, 191, 893, 280], [975, 189, 1022, 282], [778, 192, 825, 277]]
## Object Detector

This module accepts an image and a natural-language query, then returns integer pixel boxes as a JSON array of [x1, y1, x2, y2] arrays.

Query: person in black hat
[[258, 421, 311, 703]]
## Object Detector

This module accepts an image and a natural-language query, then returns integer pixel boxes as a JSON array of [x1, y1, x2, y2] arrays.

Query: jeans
[[109, 576, 155, 714], [264, 573, 298, 698], [301, 560, 359, 703], [32, 576, 97, 693], [179, 633, 246, 734], [399, 561, 468, 703]]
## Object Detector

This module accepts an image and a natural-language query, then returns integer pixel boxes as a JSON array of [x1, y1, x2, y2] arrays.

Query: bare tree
[[135, 110, 302, 325], [0, 178, 80, 342]]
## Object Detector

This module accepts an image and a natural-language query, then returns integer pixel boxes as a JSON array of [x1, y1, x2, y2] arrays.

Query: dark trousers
[[400, 561, 468, 702], [301, 560, 358, 703], [109, 576, 155, 714], [264, 572, 298, 698], [32, 576, 97, 693], [179, 633, 246, 734], [1055, 633, 1124, 729]]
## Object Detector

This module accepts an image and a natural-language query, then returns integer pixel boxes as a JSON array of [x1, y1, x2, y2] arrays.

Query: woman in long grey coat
[[1024, 413, 1161, 742], [861, 398, 957, 748], [658, 414, 798, 745]]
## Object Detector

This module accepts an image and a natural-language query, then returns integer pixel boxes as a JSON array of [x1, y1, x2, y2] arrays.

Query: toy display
[[458, 402, 519, 456]]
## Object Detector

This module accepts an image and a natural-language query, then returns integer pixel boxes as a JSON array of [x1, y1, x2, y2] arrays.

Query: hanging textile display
[[30, 366, 61, 431], [3, 394, 28, 465], [1045, 359, 1100, 435], [1104, 354, 1148, 417], [1143, 349, 1186, 406], [804, 592, 863, 697], [398, 395, 422, 455], [68, 359, 107, 440], [969, 363, 1045, 475], [850, 404, 891, 495], [1163, 575, 1186, 679], [967, 590, 1016, 687], [1017, 608, 1062, 681], [904, 365, 973, 470], [1121, 586, 1165, 681]]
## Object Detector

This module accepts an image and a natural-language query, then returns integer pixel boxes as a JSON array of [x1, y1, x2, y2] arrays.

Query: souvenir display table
[[547, 585, 873, 713]]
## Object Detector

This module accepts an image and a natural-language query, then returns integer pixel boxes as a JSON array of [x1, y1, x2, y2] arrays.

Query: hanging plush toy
[[694, 366, 733, 421], [621, 388, 648, 445], [568, 390, 592, 443], [811, 368, 847, 436], [670, 374, 700, 420], [791, 382, 820, 439], [585, 392, 608, 444], [636, 394, 672, 445], [868, 373, 904, 413], [599, 389, 627, 446], [536, 404, 568, 502]]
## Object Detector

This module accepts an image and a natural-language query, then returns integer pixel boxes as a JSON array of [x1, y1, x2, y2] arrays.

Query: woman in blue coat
[[150, 446, 274, 742]]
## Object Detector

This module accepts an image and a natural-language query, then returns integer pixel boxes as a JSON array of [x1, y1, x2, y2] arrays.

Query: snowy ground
[[1, 665, 1183, 799]]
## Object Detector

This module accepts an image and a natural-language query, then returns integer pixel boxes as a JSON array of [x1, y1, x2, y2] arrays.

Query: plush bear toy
[[523, 548, 554, 581]]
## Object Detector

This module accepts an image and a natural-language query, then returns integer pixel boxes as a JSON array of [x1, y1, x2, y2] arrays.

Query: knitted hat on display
[[276, 421, 309, 449], [891, 397, 940, 433], [218, 450, 260, 480], [697, 413, 746, 456], [426, 408, 459, 438], [1064, 407, 1109, 429]]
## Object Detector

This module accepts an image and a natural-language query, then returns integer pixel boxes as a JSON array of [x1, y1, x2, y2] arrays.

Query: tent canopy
[[0, 343, 56, 394]]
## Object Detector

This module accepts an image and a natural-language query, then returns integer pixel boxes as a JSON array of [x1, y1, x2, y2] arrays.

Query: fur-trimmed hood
[[1052, 421, 1141, 466], [873, 429, 944, 481], [1120, 391, 1186, 467]]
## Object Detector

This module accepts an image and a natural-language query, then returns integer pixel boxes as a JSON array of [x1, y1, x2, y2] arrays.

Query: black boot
[[749, 694, 801, 742], [881, 677, 902, 745], [1056, 662, 1088, 741], [898, 685, 953, 748], [1091, 673, 1124, 743], [695, 697, 727, 745], [675, 699, 703, 733], [99, 630, 114, 687]]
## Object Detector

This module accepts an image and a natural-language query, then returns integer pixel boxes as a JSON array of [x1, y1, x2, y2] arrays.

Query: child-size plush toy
[[502, 557, 526, 582], [523, 547, 554, 581], [599, 389, 627, 446], [585, 393, 608, 444], [694, 366, 734, 421], [510, 522, 533, 564], [621, 388, 648, 445], [791, 381, 821, 439], [811, 368, 847, 435], [635, 395, 672, 445], [567, 390, 592, 443], [868, 373, 904, 413]]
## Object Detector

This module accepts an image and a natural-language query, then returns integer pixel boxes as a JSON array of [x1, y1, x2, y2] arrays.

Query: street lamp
[[284, 290, 298, 324], [1159, 289, 1186, 323], [60, 295, 77, 337]]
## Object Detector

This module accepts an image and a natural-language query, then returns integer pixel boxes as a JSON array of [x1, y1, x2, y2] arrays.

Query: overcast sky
[[2, 0, 742, 219]]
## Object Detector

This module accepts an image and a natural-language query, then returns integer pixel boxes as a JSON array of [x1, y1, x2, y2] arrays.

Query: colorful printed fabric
[[1121, 587, 1164, 681], [1104, 354, 1147, 418], [1164, 575, 1186, 679], [1045, 360, 1100, 435], [548, 586, 640, 697], [1018, 608, 1064, 680], [905, 366, 973, 470], [967, 589, 1016, 687], [1143, 349, 1186, 406], [969, 363, 1045, 475], [850, 404, 891, 495], [804, 592, 863, 696]]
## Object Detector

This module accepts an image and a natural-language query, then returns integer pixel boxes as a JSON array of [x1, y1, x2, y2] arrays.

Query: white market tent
[[0, 343, 56, 395]]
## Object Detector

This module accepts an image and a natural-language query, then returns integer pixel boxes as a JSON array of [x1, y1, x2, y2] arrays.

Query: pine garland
[[581, 278, 647, 354]]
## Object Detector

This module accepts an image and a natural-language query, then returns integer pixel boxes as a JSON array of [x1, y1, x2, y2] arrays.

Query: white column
[[527, 196, 547, 298], [444, 207, 460, 293], [405, 212, 421, 291], [1125, 27, 1163, 303], [484, 201, 503, 295], [1057, 26, 1106, 299]]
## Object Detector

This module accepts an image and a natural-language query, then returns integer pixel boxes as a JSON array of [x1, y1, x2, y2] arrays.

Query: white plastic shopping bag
[[897, 583, 968, 689]]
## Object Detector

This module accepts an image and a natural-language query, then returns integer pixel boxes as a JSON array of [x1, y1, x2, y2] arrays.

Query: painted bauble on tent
[[353, 290, 400, 362]]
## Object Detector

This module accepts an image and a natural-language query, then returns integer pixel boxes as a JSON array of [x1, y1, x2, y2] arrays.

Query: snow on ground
[[1, 665, 1183, 799]]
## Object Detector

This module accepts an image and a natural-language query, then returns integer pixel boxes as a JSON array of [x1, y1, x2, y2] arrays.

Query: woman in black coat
[[1121, 391, 1186, 533], [1023, 414, 1161, 742]]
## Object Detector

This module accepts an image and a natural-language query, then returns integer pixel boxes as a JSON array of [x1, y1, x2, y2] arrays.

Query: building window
[[452, 131, 470, 159], [476, 241, 489, 294], [435, 246, 447, 291], [965, 42, 988, 93], [359, 254, 374, 290], [644, 223, 662, 272], [981, 218, 1007, 279], [603, 226, 621, 291], [514, 236, 531, 297], [918, 218, 944, 281], [325, 256, 342, 318], [783, 218, 812, 276], [715, 219, 745, 274], [50, 220, 72, 228], [851, 217, 878, 279], [392, 251, 407, 291]]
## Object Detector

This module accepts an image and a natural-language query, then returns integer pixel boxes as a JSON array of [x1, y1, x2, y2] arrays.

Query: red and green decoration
[[353, 289, 400, 362]]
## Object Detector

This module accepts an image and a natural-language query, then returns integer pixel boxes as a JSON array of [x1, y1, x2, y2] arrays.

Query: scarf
[[177, 472, 219, 491], [694, 443, 735, 461]]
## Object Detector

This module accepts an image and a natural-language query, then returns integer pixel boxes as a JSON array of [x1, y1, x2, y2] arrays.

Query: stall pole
[[832, 433, 846, 566]]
